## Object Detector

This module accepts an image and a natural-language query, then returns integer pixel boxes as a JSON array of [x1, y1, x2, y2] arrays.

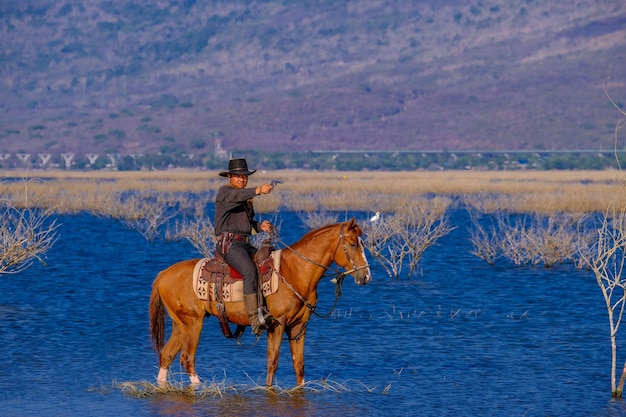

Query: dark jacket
[[214, 185, 260, 236]]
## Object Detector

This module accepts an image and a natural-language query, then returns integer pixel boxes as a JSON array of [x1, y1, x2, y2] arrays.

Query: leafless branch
[[0, 206, 59, 274]]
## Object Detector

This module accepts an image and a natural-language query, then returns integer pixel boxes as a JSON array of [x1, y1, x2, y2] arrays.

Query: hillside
[[0, 0, 625, 163]]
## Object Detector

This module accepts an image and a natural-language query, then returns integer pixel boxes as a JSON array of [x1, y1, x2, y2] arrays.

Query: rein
[[271, 224, 368, 340], [276, 266, 346, 319]]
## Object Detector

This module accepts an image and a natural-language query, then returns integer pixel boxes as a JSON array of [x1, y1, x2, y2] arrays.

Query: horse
[[149, 218, 372, 387]]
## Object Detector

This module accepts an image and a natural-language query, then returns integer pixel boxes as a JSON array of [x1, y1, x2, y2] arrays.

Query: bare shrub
[[579, 203, 626, 397], [364, 216, 406, 279], [468, 209, 586, 267], [169, 217, 216, 258], [105, 193, 185, 241], [0, 178, 60, 274], [363, 197, 454, 279], [0, 206, 59, 274], [500, 213, 582, 267], [578, 84, 626, 398], [166, 209, 282, 258], [467, 209, 499, 265], [297, 210, 339, 230]]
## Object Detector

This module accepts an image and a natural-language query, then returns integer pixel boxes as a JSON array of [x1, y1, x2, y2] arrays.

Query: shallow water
[[1, 210, 626, 416]]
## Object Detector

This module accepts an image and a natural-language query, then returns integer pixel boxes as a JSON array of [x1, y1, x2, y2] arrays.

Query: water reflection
[[142, 385, 327, 417]]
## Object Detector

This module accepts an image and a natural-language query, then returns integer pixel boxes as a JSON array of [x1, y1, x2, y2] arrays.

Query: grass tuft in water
[[115, 372, 379, 399]]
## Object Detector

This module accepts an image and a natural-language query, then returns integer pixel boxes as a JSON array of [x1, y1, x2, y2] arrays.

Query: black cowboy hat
[[219, 158, 257, 177]]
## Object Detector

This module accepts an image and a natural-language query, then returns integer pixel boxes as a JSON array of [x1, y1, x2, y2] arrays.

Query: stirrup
[[259, 307, 276, 329]]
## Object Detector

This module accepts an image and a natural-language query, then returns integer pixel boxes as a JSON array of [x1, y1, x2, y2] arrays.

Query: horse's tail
[[149, 272, 166, 353]]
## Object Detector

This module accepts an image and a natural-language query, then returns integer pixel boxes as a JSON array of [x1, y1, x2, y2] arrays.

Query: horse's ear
[[347, 217, 357, 229]]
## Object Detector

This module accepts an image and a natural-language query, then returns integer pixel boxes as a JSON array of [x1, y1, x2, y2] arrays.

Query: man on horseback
[[214, 158, 275, 336]]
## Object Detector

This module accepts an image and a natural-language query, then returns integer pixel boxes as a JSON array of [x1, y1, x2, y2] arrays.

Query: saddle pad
[[192, 250, 281, 302]]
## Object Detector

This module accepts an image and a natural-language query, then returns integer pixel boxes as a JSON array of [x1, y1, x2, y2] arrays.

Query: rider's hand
[[256, 183, 273, 195], [260, 220, 272, 233]]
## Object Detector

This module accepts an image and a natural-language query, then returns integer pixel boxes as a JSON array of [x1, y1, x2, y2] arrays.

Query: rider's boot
[[244, 293, 266, 336]]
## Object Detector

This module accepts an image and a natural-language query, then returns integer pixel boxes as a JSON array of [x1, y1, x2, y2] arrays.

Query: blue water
[[1, 210, 625, 416]]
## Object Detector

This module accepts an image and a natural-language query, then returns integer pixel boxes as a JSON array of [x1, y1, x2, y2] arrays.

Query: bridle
[[275, 223, 369, 284], [272, 223, 370, 340], [333, 223, 371, 278]]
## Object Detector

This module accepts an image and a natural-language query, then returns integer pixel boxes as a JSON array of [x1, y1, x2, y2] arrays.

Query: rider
[[214, 158, 275, 336]]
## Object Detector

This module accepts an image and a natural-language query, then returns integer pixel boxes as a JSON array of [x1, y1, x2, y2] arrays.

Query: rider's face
[[228, 174, 248, 189]]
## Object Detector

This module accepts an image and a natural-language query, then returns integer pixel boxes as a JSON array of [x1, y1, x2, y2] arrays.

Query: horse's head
[[334, 218, 372, 285]]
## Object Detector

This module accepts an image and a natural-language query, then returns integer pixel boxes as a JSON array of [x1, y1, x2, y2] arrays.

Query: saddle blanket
[[192, 250, 281, 302]]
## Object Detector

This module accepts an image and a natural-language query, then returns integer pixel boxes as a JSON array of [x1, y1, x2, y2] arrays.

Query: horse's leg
[[265, 323, 285, 387], [158, 323, 183, 385], [288, 325, 307, 386], [179, 318, 204, 385]]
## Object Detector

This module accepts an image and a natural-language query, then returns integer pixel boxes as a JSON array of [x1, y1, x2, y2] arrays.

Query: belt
[[229, 233, 250, 243]]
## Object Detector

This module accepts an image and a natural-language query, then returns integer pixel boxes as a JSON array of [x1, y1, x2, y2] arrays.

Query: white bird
[[369, 212, 381, 222]]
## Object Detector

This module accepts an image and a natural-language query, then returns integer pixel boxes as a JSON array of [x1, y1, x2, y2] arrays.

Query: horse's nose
[[356, 269, 371, 285]]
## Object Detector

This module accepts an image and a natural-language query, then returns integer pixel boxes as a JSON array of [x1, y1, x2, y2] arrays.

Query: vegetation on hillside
[[0, 0, 625, 162]]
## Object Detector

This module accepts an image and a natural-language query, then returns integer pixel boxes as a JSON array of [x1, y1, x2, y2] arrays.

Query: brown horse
[[149, 218, 371, 387]]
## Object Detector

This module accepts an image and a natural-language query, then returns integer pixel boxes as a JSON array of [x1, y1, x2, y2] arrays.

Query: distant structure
[[86, 154, 99, 165], [107, 154, 117, 168], [16, 153, 31, 166], [38, 154, 52, 167], [215, 139, 229, 160], [61, 153, 74, 169]]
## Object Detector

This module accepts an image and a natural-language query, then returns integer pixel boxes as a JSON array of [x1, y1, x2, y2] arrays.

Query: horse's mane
[[301, 222, 341, 240], [285, 222, 341, 250], [289, 219, 359, 249]]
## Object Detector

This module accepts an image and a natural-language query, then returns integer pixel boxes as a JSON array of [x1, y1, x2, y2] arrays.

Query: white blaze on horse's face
[[340, 225, 371, 285], [354, 236, 372, 285]]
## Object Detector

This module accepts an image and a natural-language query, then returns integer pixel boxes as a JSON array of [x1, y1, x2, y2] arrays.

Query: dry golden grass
[[1, 169, 625, 214]]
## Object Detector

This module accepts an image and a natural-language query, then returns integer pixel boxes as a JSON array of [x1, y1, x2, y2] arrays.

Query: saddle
[[192, 242, 281, 338], [193, 243, 280, 302]]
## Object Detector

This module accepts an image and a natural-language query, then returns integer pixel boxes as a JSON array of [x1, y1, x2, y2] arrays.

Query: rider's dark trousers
[[224, 241, 258, 295]]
